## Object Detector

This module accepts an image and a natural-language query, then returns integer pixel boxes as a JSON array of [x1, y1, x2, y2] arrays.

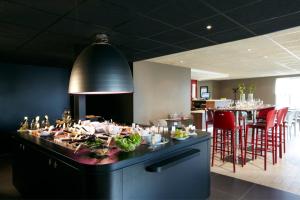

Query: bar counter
[[12, 131, 210, 199]]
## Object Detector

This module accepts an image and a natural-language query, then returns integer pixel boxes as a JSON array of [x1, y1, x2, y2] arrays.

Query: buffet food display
[[17, 111, 197, 157]]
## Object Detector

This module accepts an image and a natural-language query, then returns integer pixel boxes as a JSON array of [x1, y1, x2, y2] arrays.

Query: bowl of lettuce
[[115, 133, 142, 152]]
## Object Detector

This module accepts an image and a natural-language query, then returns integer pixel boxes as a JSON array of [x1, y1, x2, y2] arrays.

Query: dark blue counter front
[[12, 131, 211, 199]]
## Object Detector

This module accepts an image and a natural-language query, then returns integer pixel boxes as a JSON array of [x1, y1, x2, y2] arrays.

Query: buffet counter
[[12, 131, 210, 199]]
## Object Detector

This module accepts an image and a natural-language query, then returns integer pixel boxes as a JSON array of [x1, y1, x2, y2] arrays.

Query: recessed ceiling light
[[206, 25, 212, 30], [180, 60, 184, 63], [247, 48, 252, 52], [264, 56, 268, 59]]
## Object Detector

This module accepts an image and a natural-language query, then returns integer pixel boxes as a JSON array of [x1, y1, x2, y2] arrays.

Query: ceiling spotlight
[[247, 48, 252, 52], [206, 25, 212, 30], [180, 60, 184, 64]]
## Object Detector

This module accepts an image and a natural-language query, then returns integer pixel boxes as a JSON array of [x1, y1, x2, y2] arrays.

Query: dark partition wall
[[85, 93, 133, 125], [0, 62, 69, 154]]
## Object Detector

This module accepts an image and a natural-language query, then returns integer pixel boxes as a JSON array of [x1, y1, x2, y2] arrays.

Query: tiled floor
[[210, 172, 300, 200], [211, 127, 300, 196], [1, 156, 300, 199]]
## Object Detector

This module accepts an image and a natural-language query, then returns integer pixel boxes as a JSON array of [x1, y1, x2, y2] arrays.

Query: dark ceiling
[[1, 0, 300, 67]]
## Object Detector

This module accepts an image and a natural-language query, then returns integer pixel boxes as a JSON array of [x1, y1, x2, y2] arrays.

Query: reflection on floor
[[1, 156, 300, 199], [211, 127, 300, 196], [0, 156, 19, 199]]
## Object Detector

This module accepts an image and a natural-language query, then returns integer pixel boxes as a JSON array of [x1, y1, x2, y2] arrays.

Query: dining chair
[[295, 110, 300, 134], [205, 109, 214, 132], [158, 119, 167, 127], [211, 111, 243, 172], [285, 111, 297, 139], [244, 109, 277, 171]]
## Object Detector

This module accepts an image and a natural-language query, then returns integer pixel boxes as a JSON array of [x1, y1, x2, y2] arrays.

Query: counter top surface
[[13, 131, 209, 172], [191, 110, 205, 114], [207, 104, 275, 112]]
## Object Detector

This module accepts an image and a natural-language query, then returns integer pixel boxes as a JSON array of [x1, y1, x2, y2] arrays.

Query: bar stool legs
[[244, 126, 277, 170], [211, 128, 244, 172]]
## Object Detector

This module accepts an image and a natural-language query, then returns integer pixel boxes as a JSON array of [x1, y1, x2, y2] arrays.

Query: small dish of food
[[171, 130, 190, 141]]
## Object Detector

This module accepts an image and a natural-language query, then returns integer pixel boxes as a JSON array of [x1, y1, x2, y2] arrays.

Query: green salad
[[84, 138, 103, 149], [173, 130, 189, 138], [115, 133, 142, 152]]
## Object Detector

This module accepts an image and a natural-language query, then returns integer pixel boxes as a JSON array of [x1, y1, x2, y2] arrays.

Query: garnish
[[84, 138, 103, 149], [115, 133, 142, 152], [173, 130, 189, 138]]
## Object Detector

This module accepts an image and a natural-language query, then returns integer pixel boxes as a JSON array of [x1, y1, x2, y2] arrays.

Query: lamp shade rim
[[69, 91, 134, 95]]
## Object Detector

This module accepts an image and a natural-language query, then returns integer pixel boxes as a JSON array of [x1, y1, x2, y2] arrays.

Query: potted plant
[[238, 83, 246, 102], [248, 84, 255, 102]]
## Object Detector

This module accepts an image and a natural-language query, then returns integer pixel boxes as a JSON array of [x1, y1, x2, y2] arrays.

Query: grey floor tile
[[211, 172, 255, 199], [242, 184, 300, 200]]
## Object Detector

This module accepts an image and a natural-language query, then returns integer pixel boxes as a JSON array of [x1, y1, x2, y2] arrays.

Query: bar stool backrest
[[265, 110, 277, 130], [282, 107, 289, 122], [213, 111, 235, 131], [277, 107, 288, 125], [257, 106, 275, 121]]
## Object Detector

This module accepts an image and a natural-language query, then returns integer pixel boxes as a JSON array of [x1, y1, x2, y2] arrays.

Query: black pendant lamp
[[69, 34, 133, 94]]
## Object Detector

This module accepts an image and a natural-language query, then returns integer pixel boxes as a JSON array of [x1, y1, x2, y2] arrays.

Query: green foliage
[[248, 84, 256, 93], [238, 83, 246, 94], [129, 133, 142, 145]]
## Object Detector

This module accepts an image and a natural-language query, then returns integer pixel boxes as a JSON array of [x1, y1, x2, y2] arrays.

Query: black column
[[73, 95, 86, 121]]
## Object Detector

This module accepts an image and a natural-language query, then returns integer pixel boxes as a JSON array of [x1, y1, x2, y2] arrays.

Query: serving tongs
[[74, 143, 83, 154]]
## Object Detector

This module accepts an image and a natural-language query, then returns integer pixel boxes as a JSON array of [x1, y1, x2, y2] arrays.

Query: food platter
[[154, 138, 169, 145], [187, 132, 197, 136], [171, 135, 190, 141], [171, 130, 190, 141]]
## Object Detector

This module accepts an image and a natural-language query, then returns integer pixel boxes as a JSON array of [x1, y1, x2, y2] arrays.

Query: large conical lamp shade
[[69, 35, 133, 94]]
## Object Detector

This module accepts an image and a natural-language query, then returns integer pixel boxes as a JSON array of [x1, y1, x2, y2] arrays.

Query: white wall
[[200, 74, 300, 105], [133, 61, 191, 125], [216, 77, 275, 104]]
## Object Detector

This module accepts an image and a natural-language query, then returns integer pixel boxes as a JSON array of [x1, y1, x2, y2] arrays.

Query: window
[[191, 80, 197, 99], [275, 77, 300, 108], [192, 84, 196, 99]]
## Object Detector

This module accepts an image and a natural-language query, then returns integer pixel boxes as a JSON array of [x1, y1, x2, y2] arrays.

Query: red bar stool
[[205, 109, 214, 132], [256, 107, 275, 122], [244, 110, 277, 170], [211, 111, 243, 172], [275, 107, 288, 158]]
